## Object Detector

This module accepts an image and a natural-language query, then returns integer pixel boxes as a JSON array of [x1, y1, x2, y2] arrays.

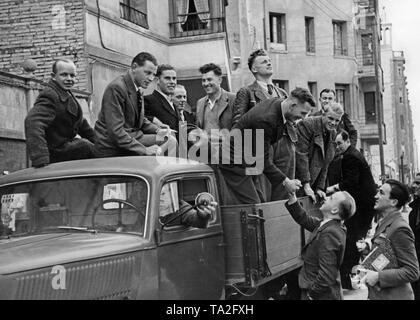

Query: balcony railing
[[120, 2, 148, 29], [169, 12, 225, 38]]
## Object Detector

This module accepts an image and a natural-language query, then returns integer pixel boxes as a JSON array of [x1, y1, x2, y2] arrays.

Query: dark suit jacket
[[25, 80, 95, 167], [313, 110, 358, 147], [296, 116, 336, 191], [180, 109, 196, 125], [368, 210, 419, 300], [144, 90, 181, 131], [234, 97, 289, 186], [94, 72, 159, 157], [285, 201, 346, 300], [159, 200, 209, 229], [196, 89, 236, 130], [232, 81, 288, 127], [409, 197, 420, 258], [338, 146, 376, 236]]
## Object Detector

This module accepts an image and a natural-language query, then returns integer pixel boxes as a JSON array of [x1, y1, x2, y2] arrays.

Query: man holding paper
[[359, 180, 419, 300]]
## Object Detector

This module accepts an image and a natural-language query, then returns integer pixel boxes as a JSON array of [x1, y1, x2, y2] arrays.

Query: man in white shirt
[[195, 63, 236, 133]]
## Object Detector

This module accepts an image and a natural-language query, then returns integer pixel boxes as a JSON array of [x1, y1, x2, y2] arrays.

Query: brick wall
[[0, 0, 88, 91]]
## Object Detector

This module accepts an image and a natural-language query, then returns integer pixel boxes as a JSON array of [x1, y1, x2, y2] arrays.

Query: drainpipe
[[263, 0, 267, 50]]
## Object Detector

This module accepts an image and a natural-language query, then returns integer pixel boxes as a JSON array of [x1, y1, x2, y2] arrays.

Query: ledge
[[0, 129, 25, 141]]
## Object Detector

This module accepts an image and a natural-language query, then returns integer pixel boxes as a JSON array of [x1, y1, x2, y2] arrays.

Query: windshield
[[0, 176, 148, 238]]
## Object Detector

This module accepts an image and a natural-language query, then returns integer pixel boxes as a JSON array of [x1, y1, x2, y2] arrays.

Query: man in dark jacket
[[172, 84, 195, 125], [144, 64, 182, 132], [231, 49, 288, 127], [94, 52, 175, 158], [24, 59, 96, 168], [326, 131, 376, 289], [285, 189, 356, 299], [296, 102, 344, 202], [361, 180, 419, 300], [159, 181, 217, 228], [312, 88, 357, 146], [409, 177, 420, 299], [218, 87, 315, 204], [313, 88, 358, 187]]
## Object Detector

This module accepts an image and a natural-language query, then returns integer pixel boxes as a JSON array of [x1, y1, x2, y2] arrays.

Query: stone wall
[[0, 0, 88, 91]]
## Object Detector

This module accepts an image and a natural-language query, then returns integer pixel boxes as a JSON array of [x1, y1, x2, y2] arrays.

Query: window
[[273, 80, 289, 93], [361, 33, 373, 65], [399, 90, 403, 103], [364, 92, 377, 123], [335, 84, 350, 113], [358, 0, 375, 15], [169, 0, 226, 38], [308, 82, 318, 101], [120, 0, 148, 29], [159, 178, 216, 229], [0, 176, 149, 237], [333, 21, 347, 56], [400, 115, 405, 130], [269, 13, 287, 49], [305, 17, 315, 53]]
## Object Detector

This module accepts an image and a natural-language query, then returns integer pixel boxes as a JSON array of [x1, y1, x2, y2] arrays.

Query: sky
[[380, 0, 420, 171]]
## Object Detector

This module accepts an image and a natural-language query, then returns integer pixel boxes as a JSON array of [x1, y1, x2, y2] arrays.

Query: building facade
[[381, 22, 416, 182], [0, 0, 397, 176]]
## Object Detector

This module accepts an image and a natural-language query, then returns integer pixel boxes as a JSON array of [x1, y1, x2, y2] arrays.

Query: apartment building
[[229, 0, 360, 118], [0, 0, 231, 119], [381, 22, 416, 182], [0, 0, 392, 175]]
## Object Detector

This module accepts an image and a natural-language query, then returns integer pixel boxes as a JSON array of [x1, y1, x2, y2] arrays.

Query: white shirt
[[130, 73, 142, 93], [319, 218, 333, 228], [206, 91, 222, 111], [257, 80, 277, 95]]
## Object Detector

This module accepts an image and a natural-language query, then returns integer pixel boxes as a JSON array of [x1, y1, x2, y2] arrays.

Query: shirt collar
[[156, 88, 175, 110], [157, 88, 172, 103], [257, 80, 274, 92], [129, 72, 142, 93], [206, 90, 222, 110], [319, 218, 333, 228]]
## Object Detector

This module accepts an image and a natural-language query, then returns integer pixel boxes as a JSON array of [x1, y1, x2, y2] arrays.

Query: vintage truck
[[0, 156, 320, 300]]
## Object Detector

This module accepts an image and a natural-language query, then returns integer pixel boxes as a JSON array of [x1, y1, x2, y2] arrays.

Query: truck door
[[156, 175, 225, 299]]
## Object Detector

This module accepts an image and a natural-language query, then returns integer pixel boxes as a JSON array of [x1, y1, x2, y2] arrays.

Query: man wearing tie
[[231, 49, 288, 127], [94, 52, 175, 158], [172, 84, 195, 125]]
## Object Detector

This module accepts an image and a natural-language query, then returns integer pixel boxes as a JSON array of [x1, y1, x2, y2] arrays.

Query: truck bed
[[221, 197, 321, 288]]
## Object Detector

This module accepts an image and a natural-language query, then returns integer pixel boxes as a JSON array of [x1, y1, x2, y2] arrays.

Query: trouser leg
[[50, 138, 94, 163]]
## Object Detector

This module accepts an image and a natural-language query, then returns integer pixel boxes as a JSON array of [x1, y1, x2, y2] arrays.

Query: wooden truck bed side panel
[[221, 197, 322, 288], [255, 200, 302, 277]]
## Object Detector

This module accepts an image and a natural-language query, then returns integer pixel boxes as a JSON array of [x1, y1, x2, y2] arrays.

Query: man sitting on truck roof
[[159, 182, 217, 228], [285, 190, 356, 300]]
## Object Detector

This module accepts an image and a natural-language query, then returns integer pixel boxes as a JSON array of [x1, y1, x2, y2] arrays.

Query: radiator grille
[[14, 256, 137, 300]]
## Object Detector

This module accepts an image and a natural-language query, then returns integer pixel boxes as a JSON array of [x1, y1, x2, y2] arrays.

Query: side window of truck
[[159, 177, 216, 230]]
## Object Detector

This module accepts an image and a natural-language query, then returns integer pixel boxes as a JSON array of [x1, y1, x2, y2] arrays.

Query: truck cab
[[0, 157, 225, 299], [0, 156, 320, 300]]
